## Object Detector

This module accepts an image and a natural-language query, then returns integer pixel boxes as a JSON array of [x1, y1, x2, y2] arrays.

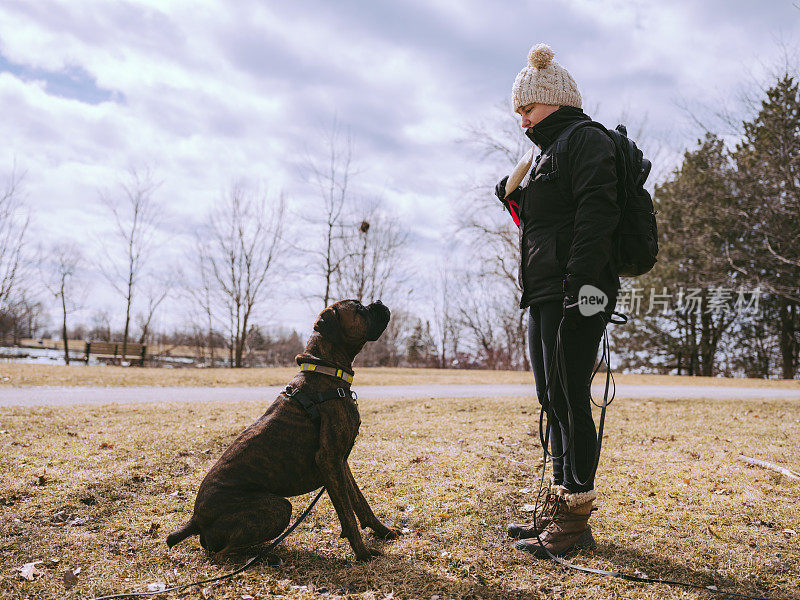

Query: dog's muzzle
[[366, 300, 391, 341]]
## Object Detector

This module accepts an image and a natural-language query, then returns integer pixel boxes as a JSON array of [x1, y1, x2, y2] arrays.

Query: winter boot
[[514, 489, 596, 557], [507, 484, 567, 539]]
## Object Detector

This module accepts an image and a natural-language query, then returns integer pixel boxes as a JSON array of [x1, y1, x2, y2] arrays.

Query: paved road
[[0, 383, 798, 407]]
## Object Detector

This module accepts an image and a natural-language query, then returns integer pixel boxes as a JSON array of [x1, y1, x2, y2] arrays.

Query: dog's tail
[[166, 519, 199, 548]]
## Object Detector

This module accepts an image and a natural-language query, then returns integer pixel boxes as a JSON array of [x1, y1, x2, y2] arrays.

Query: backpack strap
[[548, 120, 624, 212], [550, 120, 610, 179]]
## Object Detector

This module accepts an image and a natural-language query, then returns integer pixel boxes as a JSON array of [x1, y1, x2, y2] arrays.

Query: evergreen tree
[[405, 319, 437, 367], [612, 134, 738, 375], [729, 75, 800, 378]]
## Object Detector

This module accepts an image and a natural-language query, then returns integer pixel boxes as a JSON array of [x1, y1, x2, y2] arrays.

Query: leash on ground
[[84, 487, 326, 600], [531, 313, 794, 600]]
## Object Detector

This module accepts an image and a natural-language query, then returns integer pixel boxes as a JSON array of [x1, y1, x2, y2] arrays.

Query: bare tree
[[458, 106, 530, 370], [183, 245, 218, 365], [334, 205, 409, 304], [0, 165, 29, 316], [298, 120, 407, 311], [40, 243, 86, 364], [136, 275, 172, 344], [462, 101, 530, 168], [203, 182, 285, 368], [0, 293, 43, 345], [456, 274, 503, 370], [11, 295, 45, 343], [355, 305, 414, 367], [88, 310, 112, 342], [98, 167, 162, 362], [431, 261, 462, 368], [301, 120, 356, 309]]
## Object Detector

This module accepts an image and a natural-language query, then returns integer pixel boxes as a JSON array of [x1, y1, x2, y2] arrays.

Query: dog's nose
[[369, 300, 390, 319]]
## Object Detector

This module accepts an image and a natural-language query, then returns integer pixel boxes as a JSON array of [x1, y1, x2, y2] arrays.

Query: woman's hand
[[495, 176, 522, 226], [494, 176, 521, 203], [562, 293, 584, 330]]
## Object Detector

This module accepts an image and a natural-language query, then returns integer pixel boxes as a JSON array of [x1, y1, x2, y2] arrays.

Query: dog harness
[[283, 385, 358, 423]]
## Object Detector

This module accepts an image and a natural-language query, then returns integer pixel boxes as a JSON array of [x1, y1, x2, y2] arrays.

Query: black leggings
[[527, 300, 609, 493]]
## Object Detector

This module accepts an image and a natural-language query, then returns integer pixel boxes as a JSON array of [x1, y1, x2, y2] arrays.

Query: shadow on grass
[[584, 541, 800, 600], [222, 544, 539, 600], [219, 539, 799, 600]]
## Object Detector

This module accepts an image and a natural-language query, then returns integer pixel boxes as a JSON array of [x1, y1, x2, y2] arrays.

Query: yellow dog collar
[[298, 362, 354, 384]]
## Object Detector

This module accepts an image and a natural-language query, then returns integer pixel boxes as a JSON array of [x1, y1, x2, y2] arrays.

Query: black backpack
[[553, 121, 659, 277]]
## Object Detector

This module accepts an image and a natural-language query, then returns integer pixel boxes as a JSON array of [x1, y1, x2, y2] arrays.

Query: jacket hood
[[525, 106, 590, 150]]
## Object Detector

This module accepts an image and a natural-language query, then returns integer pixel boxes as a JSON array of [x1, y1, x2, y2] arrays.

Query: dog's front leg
[[316, 452, 379, 561], [344, 461, 401, 539]]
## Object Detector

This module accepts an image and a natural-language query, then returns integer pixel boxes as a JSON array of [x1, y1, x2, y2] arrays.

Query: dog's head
[[312, 299, 391, 352]]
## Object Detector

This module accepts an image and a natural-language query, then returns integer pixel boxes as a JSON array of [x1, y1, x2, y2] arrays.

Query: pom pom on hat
[[528, 44, 554, 69], [511, 43, 582, 111]]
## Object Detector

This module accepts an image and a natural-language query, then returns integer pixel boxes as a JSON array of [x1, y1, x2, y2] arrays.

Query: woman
[[495, 44, 620, 557]]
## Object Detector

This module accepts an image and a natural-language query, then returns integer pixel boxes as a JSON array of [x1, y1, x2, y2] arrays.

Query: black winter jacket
[[517, 107, 620, 310]]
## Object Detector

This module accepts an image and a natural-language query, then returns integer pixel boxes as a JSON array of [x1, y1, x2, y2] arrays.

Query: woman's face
[[516, 103, 559, 128]]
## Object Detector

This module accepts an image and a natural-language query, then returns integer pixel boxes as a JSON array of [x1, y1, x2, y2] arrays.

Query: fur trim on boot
[[563, 489, 596, 508], [514, 489, 597, 557]]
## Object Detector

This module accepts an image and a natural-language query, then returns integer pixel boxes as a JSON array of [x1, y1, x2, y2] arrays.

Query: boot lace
[[531, 483, 562, 528]]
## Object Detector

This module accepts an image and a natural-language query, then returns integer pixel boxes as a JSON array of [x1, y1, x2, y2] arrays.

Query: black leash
[[531, 313, 794, 600], [85, 487, 326, 600], [537, 311, 620, 487]]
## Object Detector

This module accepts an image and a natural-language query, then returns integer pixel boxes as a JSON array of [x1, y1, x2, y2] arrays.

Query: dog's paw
[[355, 548, 382, 562], [375, 526, 402, 540]]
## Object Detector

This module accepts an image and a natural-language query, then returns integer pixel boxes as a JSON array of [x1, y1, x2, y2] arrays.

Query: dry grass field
[[1, 393, 798, 599], [2, 363, 800, 388]]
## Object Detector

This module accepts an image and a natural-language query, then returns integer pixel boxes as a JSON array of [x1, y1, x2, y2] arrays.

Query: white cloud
[[0, 0, 798, 334]]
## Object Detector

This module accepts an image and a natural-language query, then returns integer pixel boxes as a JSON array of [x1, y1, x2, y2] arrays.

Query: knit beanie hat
[[511, 44, 582, 111]]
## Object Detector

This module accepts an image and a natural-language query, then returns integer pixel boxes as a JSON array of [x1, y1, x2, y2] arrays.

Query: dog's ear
[[313, 307, 342, 342]]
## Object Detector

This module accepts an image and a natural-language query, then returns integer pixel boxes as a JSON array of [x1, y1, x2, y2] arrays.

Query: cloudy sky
[[1, 0, 798, 337]]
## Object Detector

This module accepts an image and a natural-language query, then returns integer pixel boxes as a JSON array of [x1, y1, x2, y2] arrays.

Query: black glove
[[494, 176, 521, 205], [562, 293, 584, 330], [495, 176, 523, 226]]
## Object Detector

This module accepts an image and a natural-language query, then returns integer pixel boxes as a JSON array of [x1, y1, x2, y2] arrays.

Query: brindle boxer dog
[[166, 299, 400, 561]]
